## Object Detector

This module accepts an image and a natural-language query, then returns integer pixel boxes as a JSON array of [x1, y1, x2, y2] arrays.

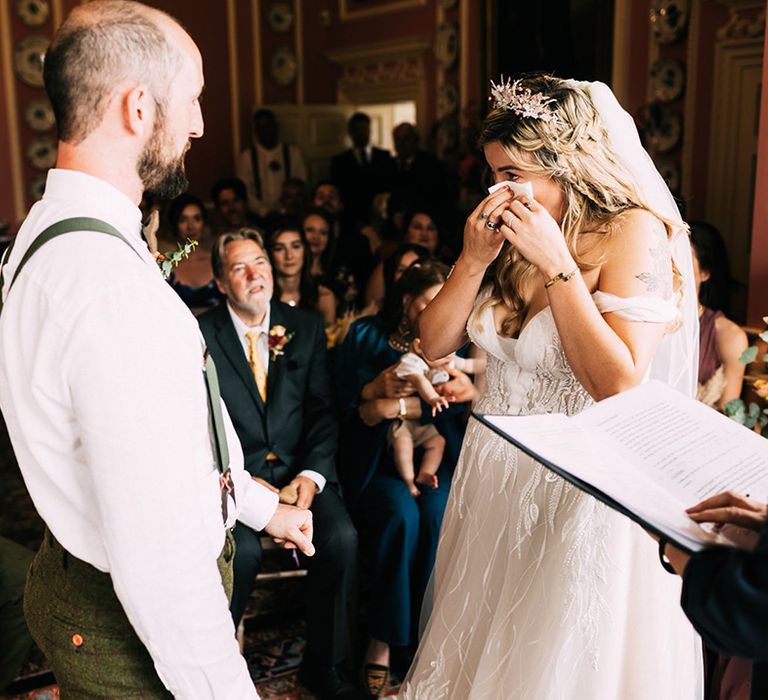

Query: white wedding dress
[[401, 292, 703, 700]]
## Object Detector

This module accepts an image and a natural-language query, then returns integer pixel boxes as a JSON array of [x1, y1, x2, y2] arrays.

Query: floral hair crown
[[489, 76, 563, 125]]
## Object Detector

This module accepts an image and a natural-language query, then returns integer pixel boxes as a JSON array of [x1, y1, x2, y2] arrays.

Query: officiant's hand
[[686, 492, 768, 533], [264, 503, 315, 556]]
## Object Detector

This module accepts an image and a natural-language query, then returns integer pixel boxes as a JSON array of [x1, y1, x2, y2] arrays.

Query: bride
[[400, 76, 702, 699]]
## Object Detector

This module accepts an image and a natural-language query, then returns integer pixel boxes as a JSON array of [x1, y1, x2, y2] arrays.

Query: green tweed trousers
[[24, 529, 235, 699]]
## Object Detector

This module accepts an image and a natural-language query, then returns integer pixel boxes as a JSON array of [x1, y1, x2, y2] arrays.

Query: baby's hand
[[430, 395, 450, 416]]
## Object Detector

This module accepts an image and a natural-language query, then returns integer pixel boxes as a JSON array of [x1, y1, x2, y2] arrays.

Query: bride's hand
[[459, 187, 515, 272], [499, 199, 575, 278]]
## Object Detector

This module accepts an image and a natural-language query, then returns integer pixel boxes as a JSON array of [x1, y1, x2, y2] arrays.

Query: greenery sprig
[[724, 316, 768, 437], [157, 238, 199, 280]]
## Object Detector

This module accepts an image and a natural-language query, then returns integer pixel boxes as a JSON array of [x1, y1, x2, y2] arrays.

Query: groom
[[198, 229, 361, 699]]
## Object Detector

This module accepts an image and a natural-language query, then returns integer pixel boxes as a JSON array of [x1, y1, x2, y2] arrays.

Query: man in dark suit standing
[[390, 122, 451, 211], [198, 230, 361, 700], [331, 112, 394, 228]]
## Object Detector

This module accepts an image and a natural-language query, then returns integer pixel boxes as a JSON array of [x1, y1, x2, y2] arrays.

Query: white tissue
[[488, 179, 534, 200]]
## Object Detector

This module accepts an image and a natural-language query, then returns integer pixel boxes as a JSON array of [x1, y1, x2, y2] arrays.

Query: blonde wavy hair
[[478, 74, 683, 337]]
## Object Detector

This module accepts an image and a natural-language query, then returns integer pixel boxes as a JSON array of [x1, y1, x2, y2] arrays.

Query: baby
[[389, 339, 485, 496]]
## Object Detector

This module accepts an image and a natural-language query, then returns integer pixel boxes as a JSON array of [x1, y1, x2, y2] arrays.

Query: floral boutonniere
[[268, 325, 295, 360], [156, 239, 199, 280]]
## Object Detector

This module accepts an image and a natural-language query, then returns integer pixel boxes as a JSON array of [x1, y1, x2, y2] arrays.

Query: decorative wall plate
[[270, 47, 297, 86], [16, 0, 49, 26], [29, 174, 47, 201], [435, 23, 458, 68], [649, 0, 689, 44], [268, 2, 294, 32], [24, 99, 55, 132], [437, 82, 458, 117], [638, 103, 682, 153], [13, 36, 48, 87], [650, 59, 685, 102], [26, 136, 56, 170], [654, 159, 681, 194]]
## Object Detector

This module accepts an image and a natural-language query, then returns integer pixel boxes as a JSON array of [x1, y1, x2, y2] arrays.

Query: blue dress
[[335, 314, 467, 646]]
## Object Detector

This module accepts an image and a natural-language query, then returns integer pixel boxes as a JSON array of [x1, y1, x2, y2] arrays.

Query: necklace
[[388, 315, 412, 353]]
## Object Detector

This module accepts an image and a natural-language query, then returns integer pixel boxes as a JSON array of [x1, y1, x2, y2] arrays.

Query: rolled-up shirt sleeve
[[66, 282, 258, 699]]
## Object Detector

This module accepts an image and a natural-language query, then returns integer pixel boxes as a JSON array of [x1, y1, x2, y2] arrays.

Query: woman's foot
[[364, 639, 391, 698]]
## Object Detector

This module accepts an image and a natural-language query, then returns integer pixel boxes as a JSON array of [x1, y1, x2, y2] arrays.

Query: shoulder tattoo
[[634, 224, 672, 297]]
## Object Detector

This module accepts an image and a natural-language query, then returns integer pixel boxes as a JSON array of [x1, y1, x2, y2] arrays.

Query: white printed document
[[475, 381, 768, 553]]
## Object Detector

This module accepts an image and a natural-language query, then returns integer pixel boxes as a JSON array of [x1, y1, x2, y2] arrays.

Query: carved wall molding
[[336, 56, 425, 87], [326, 35, 431, 67], [716, 1, 766, 40]]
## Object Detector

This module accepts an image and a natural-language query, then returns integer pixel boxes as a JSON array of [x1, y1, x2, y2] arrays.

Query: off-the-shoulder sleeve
[[592, 290, 678, 323]]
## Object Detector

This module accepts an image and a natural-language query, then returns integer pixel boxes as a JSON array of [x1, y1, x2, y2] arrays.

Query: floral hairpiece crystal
[[489, 76, 563, 125]]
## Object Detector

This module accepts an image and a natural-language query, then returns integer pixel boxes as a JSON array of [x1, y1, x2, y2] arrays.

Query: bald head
[[44, 0, 191, 143]]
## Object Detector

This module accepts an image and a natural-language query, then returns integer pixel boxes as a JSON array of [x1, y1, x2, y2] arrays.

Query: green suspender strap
[[0, 217, 232, 507]]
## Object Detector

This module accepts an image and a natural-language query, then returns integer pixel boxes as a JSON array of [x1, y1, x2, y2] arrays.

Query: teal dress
[[335, 314, 467, 647]]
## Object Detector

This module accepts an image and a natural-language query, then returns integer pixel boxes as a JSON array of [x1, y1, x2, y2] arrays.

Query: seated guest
[[691, 222, 749, 410], [302, 207, 363, 315], [659, 492, 768, 699], [312, 183, 374, 295], [199, 230, 361, 700], [335, 261, 474, 696], [331, 112, 394, 228], [365, 242, 432, 313], [210, 177, 254, 233], [259, 177, 310, 236], [160, 194, 222, 310], [270, 224, 337, 324], [365, 208, 445, 309]]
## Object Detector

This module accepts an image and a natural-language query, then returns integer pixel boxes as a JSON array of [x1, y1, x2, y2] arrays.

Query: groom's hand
[[264, 503, 314, 556]]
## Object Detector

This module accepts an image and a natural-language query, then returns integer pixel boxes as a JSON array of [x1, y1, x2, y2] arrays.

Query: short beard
[[137, 101, 189, 200]]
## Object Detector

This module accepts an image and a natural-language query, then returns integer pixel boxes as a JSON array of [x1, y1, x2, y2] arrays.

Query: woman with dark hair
[[365, 207, 450, 305], [303, 206, 368, 315], [162, 193, 222, 310], [365, 238, 435, 311], [269, 225, 336, 324], [690, 221, 749, 409], [335, 260, 475, 696]]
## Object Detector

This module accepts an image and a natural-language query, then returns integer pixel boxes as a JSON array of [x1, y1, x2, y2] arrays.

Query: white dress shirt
[[236, 142, 307, 216], [0, 169, 279, 699], [226, 303, 326, 493]]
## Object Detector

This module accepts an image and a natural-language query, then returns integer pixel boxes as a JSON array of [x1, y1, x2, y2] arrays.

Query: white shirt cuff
[[297, 469, 326, 494]]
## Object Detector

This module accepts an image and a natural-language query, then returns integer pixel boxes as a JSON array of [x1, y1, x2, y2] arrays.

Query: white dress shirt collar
[[43, 168, 144, 243]]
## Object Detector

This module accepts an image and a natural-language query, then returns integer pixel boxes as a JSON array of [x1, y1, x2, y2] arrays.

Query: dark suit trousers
[[231, 465, 358, 668]]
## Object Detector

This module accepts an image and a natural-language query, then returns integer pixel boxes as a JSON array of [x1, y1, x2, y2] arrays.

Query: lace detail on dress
[[403, 290, 702, 700]]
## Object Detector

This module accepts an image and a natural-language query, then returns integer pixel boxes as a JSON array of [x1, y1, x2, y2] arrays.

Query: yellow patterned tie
[[245, 330, 267, 401]]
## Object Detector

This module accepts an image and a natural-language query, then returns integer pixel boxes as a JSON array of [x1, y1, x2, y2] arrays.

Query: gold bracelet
[[544, 267, 579, 289], [398, 398, 408, 420]]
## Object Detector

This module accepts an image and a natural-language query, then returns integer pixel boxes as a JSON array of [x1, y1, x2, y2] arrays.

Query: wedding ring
[[479, 212, 490, 220], [521, 199, 533, 210], [485, 220, 499, 230]]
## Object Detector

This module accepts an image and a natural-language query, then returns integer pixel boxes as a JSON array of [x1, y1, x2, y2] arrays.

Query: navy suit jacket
[[198, 300, 338, 483], [681, 523, 768, 698]]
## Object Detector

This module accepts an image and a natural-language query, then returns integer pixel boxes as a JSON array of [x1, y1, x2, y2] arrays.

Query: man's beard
[[137, 105, 189, 200]]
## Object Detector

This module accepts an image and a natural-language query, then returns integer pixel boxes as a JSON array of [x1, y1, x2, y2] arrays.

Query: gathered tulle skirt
[[400, 417, 703, 700]]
